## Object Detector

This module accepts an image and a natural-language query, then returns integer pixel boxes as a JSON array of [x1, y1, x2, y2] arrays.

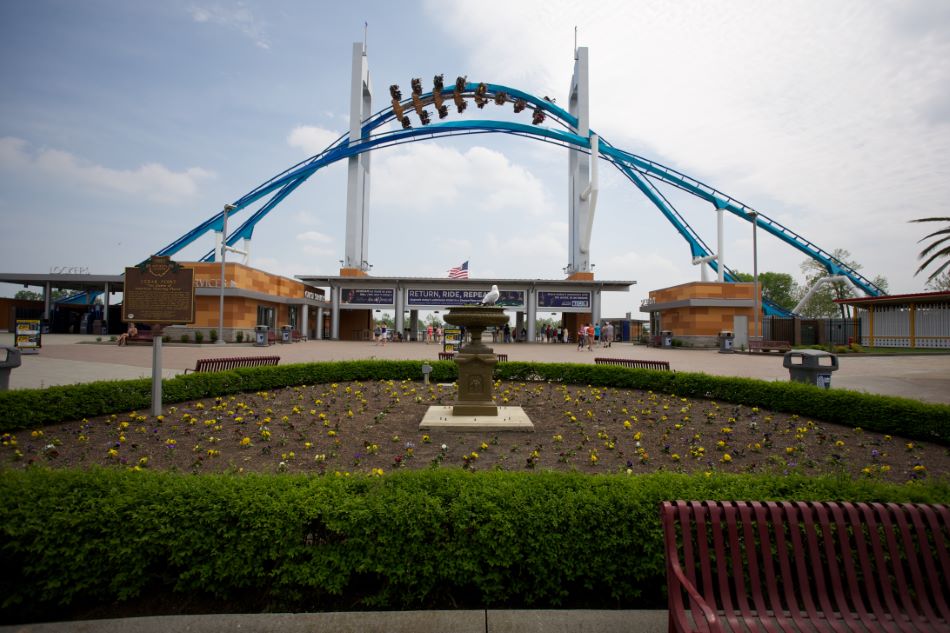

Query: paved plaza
[[2, 333, 949, 404]]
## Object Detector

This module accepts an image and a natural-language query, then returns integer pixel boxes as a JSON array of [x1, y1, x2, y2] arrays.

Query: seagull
[[481, 284, 500, 306]]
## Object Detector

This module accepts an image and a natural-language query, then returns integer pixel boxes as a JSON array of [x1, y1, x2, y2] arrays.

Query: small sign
[[443, 327, 462, 353], [538, 290, 591, 309], [15, 319, 41, 352], [341, 288, 395, 306], [123, 256, 195, 324]]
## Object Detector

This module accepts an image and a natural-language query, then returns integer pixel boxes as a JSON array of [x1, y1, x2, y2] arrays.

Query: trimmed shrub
[[0, 361, 948, 444], [180, 333, 189, 343], [194, 331, 204, 344], [1, 468, 947, 621], [236, 331, 244, 343]]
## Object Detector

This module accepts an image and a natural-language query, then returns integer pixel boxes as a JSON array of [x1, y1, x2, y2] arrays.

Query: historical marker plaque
[[123, 256, 195, 324]]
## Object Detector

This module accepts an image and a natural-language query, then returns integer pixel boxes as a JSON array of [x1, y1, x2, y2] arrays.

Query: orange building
[[169, 262, 330, 342], [640, 281, 758, 347]]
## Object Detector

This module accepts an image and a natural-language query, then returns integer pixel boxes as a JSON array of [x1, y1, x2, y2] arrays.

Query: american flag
[[447, 260, 469, 279]]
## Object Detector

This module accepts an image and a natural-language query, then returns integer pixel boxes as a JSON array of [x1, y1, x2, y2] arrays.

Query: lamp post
[[750, 211, 759, 339], [217, 203, 235, 345]]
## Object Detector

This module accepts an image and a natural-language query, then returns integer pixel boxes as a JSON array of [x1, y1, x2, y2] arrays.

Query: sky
[[2, 0, 949, 319]]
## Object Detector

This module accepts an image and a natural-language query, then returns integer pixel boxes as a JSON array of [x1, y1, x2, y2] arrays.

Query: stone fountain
[[419, 305, 534, 432]]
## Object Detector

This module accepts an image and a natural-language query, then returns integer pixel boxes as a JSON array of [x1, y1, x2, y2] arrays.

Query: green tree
[[798, 250, 887, 318], [911, 217, 950, 284], [731, 271, 799, 311], [924, 270, 950, 292], [423, 313, 444, 328], [14, 289, 70, 301]]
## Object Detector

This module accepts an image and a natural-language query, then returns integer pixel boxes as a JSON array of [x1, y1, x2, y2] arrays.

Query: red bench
[[183, 356, 280, 373], [594, 357, 670, 371], [662, 500, 950, 633]]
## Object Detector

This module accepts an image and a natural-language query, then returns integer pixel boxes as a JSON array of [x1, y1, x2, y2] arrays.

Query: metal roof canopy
[[296, 275, 635, 291], [835, 291, 950, 307], [0, 273, 125, 292]]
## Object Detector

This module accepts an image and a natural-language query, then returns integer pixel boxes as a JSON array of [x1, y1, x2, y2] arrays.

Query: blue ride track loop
[[155, 81, 884, 317]]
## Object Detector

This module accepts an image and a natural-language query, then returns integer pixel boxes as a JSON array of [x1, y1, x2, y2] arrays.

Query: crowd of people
[[371, 320, 619, 346]]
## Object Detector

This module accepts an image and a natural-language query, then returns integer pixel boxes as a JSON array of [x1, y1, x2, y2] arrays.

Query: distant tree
[[924, 270, 950, 292], [798, 249, 887, 318], [910, 217, 950, 284], [14, 289, 69, 301], [731, 271, 799, 311], [423, 313, 444, 328]]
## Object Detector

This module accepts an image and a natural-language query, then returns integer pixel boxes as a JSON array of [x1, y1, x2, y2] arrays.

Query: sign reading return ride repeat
[[407, 288, 524, 308]]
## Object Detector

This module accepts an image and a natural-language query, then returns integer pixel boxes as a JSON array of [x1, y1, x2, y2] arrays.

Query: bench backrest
[[594, 357, 670, 370], [194, 356, 280, 372], [662, 500, 950, 627]]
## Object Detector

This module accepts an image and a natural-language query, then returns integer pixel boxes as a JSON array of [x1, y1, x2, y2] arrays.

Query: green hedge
[[1, 360, 949, 443], [2, 469, 947, 621]]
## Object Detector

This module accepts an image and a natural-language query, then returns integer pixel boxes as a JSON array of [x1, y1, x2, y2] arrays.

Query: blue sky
[[2, 1, 949, 318]]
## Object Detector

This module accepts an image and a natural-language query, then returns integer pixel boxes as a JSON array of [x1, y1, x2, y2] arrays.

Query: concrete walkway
[[2, 333, 949, 404], [0, 610, 667, 633]]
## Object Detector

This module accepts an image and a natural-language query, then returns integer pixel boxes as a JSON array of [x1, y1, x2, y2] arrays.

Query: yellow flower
[[107, 448, 118, 458], [671, 453, 681, 461], [304, 442, 312, 450], [240, 437, 252, 447], [480, 442, 489, 450], [786, 447, 796, 454], [623, 420, 632, 429], [834, 440, 845, 447], [721, 453, 732, 463]]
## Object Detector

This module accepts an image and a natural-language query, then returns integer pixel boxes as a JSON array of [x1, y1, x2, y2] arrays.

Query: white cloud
[[188, 4, 270, 50], [373, 143, 555, 216], [287, 126, 340, 155], [0, 137, 213, 203], [426, 0, 950, 294]]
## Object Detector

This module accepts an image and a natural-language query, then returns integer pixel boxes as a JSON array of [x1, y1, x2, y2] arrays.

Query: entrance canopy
[[297, 275, 635, 341]]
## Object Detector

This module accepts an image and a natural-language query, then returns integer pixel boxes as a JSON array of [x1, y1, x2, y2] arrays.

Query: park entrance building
[[296, 275, 635, 342]]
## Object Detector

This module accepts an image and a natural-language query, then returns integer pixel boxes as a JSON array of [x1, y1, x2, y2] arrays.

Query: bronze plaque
[[123, 256, 195, 324]]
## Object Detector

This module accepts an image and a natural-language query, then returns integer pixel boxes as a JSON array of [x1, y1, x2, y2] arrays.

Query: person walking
[[380, 323, 388, 346], [577, 324, 586, 350], [586, 324, 594, 351], [604, 322, 615, 348], [373, 324, 381, 345]]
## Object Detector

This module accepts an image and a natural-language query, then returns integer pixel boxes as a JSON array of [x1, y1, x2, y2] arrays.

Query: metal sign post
[[124, 256, 195, 418]]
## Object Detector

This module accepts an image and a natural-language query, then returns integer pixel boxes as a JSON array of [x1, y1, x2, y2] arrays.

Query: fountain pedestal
[[419, 305, 533, 432]]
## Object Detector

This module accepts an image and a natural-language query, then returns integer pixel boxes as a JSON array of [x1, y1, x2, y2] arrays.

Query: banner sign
[[407, 288, 524, 307], [15, 319, 41, 351], [538, 290, 591, 309], [341, 288, 395, 306], [123, 256, 195, 325]]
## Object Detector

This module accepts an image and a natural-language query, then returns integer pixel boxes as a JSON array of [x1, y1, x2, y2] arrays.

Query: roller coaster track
[[147, 81, 882, 316]]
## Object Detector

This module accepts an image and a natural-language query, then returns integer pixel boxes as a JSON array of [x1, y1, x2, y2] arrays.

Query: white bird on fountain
[[481, 284, 500, 306]]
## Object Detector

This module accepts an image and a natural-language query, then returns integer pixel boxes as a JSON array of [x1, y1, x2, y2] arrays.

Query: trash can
[[661, 330, 673, 348], [280, 325, 292, 344], [255, 325, 269, 347], [783, 349, 839, 388], [0, 346, 22, 391], [718, 330, 734, 354]]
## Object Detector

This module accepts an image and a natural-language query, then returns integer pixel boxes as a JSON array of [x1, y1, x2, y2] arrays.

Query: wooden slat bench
[[662, 500, 950, 633], [438, 352, 508, 362], [183, 356, 280, 373], [594, 357, 670, 371], [749, 339, 792, 353]]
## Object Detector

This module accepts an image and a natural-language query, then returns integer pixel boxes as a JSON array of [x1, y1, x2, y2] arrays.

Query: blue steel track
[[151, 82, 884, 316]]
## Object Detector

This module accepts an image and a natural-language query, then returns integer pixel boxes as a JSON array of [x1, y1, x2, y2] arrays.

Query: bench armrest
[[668, 558, 722, 633]]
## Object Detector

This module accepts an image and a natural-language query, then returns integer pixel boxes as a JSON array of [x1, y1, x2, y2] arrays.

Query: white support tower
[[344, 41, 372, 272], [568, 47, 596, 275]]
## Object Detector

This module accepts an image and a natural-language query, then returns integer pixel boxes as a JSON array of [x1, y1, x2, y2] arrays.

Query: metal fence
[[763, 317, 860, 346]]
